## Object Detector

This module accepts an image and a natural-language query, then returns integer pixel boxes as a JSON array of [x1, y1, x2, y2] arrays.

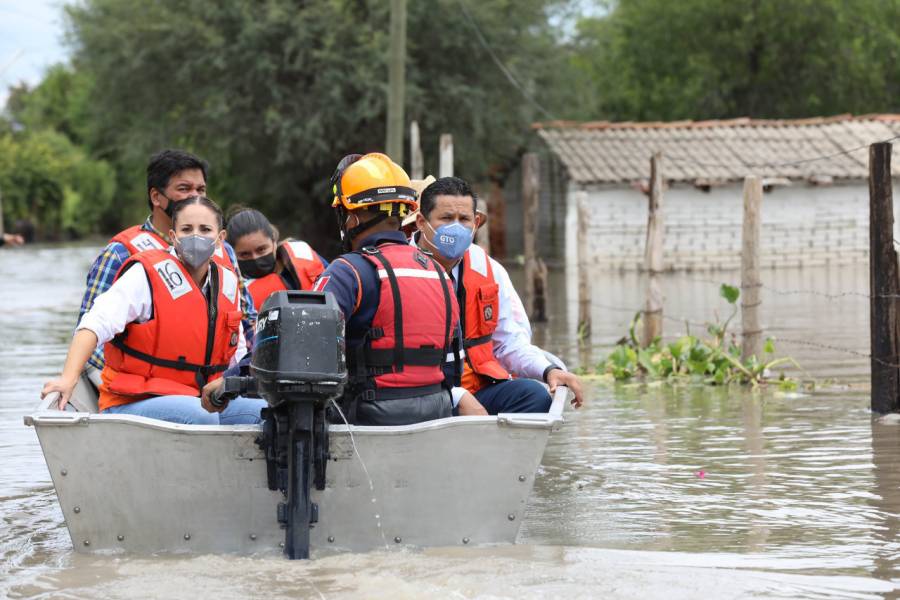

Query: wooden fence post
[[439, 134, 454, 178], [577, 191, 591, 340], [385, 0, 406, 163], [475, 197, 491, 253], [522, 153, 547, 321], [741, 175, 763, 361], [642, 153, 664, 347], [488, 179, 507, 259], [870, 142, 899, 414], [409, 121, 423, 180]]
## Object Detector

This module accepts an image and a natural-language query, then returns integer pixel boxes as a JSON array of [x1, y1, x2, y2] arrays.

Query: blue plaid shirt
[[78, 216, 257, 369]]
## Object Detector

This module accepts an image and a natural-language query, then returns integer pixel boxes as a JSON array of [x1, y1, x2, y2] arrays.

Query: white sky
[[0, 0, 70, 107]]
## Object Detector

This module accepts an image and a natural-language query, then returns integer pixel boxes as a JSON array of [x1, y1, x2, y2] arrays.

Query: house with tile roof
[[502, 115, 900, 270]]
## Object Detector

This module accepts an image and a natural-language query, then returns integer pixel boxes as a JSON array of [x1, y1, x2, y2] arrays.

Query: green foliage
[[0, 128, 116, 239], [595, 284, 804, 387], [8, 0, 900, 240], [48, 0, 572, 249], [719, 283, 739, 305], [569, 0, 900, 121]]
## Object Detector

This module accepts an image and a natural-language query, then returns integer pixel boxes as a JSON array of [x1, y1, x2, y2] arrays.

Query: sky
[[0, 0, 70, 106]]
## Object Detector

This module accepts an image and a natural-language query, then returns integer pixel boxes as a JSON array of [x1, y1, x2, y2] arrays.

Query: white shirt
[[76, 255, 247, 366], [412, 235, 553, 406]]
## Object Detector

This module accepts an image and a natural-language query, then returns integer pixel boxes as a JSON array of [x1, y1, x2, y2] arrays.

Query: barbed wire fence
[[553, 135, 900, 383]]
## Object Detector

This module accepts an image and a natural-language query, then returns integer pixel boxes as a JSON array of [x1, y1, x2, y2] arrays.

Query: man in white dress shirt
[[412, 177, 584, 415]]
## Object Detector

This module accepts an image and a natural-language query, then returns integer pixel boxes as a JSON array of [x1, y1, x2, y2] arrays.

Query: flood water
[[2, 243, 897, 599]]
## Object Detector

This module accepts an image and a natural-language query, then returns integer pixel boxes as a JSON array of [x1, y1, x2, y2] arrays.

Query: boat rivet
[[73, 506, 81, 514], [249, 534, 257, 541], [518, 475, 526, 482], [394, 536, 402, 544], [117, 535, 124, 542], [328, 536, 335, 543], [462, 537, 470, 544], [507, 514, 516, 521], [83, 540, 90, 547], [61, 469, 68, 476], [184, 533, 191, 541]]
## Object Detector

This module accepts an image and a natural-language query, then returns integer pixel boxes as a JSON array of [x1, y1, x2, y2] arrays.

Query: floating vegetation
[[580, 284, 806, 390]]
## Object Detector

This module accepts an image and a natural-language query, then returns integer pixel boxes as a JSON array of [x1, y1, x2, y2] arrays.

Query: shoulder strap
[[364, 247, 405, 372]]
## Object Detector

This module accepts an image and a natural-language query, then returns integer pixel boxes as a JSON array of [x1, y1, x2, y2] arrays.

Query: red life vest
[[99, 249, 243, 411], [246, 240, 326, 310], [110, 224, 234, 271], [458, 245, 511, 393], [280, 240, 326, 289], [353, 242, 458, 395]]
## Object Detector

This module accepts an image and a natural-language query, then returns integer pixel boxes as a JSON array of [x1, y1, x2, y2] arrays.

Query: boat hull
[[26, 393, 563, 556]]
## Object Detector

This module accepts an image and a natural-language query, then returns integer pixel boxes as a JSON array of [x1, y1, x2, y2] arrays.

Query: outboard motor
[[213, 290, 346, 559]]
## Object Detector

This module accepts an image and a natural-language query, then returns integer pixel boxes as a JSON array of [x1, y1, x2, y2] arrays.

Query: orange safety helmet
[[331, 153, 419, 215]]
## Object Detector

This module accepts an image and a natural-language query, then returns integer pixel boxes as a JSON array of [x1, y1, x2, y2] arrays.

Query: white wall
[[565, 183, 873, 271]]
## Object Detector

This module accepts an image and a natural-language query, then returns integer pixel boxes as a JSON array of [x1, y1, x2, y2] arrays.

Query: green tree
[[62, 0, 573, 251], [570, 0, 900, 121], [0, 129, 115, 239]]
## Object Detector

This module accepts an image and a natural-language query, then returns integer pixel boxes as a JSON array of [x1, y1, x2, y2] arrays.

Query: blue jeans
[[473, 379, 552, 415], [103, 395, 267, 425]]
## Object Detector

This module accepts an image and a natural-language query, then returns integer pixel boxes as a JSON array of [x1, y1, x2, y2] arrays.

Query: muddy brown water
[[2, 244, 896, 599]]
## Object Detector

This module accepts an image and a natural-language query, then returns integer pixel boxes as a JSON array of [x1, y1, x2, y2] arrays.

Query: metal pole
[[386, 0, 407, 163]]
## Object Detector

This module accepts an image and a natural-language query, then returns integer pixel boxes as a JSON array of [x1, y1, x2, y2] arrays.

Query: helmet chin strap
[[336, 207, 389, 252]]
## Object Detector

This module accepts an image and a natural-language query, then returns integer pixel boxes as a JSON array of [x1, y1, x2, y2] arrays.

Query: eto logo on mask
[[426, 221, 474, 260]]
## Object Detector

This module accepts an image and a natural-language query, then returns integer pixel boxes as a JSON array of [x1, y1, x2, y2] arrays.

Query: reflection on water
[[1, 245, 896, 599]]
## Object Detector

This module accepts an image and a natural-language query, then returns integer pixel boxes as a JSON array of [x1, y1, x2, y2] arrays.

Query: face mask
[[238, 252, 276, 279], [175, 234, 217, 269], [425, 221, 474, 260], [157, 191, 178, 218]]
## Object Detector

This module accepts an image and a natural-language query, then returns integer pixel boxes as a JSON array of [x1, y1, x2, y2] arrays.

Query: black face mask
[[238, 252, 276, 279], [158, 191, 199, 219]]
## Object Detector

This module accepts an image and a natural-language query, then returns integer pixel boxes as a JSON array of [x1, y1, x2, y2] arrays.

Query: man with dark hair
[[77, 149, 257, 376], [413, 176, 584, 415]]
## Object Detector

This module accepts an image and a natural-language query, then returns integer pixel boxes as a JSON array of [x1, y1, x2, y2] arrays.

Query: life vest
[[99, 249, 243, 411], [280, 240, 326, 289], [246, 240, 326, 309], [457, 244, 511, 393], [110, 224, 234, 271], [350, 242, 457, 398]]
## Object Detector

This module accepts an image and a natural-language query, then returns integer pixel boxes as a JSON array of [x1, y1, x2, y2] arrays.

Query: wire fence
[[575, 274, 894, 368]]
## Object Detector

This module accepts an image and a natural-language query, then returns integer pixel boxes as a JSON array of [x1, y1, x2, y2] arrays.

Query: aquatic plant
[[594, 284, 802, 389]]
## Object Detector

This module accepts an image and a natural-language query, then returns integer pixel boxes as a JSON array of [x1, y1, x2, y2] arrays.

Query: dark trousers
[[354, 388, 452, 426], [473, 379, 552, 415]]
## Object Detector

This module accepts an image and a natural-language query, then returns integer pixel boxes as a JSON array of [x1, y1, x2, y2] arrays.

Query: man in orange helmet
[[313, 153, 460, 426]]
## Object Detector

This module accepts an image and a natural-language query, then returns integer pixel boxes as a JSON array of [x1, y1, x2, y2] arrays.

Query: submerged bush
[[594, 284, 802, 389]]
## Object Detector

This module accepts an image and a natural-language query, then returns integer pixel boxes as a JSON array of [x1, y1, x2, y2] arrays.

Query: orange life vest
[[110, 224, 235, 271], [352, 242, 458, 395], [458, 245, 511, 393], [246, 240, 326, 310], [99, 249, 243, 411]]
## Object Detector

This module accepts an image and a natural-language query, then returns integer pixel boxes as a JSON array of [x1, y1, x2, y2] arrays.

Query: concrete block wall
[[564, 183, 873, 271]]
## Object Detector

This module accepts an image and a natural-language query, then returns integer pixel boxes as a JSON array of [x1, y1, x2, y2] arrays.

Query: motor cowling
[[251, 290, 347, 406]]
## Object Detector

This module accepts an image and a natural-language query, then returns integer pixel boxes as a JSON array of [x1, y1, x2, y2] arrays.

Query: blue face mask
[[425, 221, 474, 260]]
